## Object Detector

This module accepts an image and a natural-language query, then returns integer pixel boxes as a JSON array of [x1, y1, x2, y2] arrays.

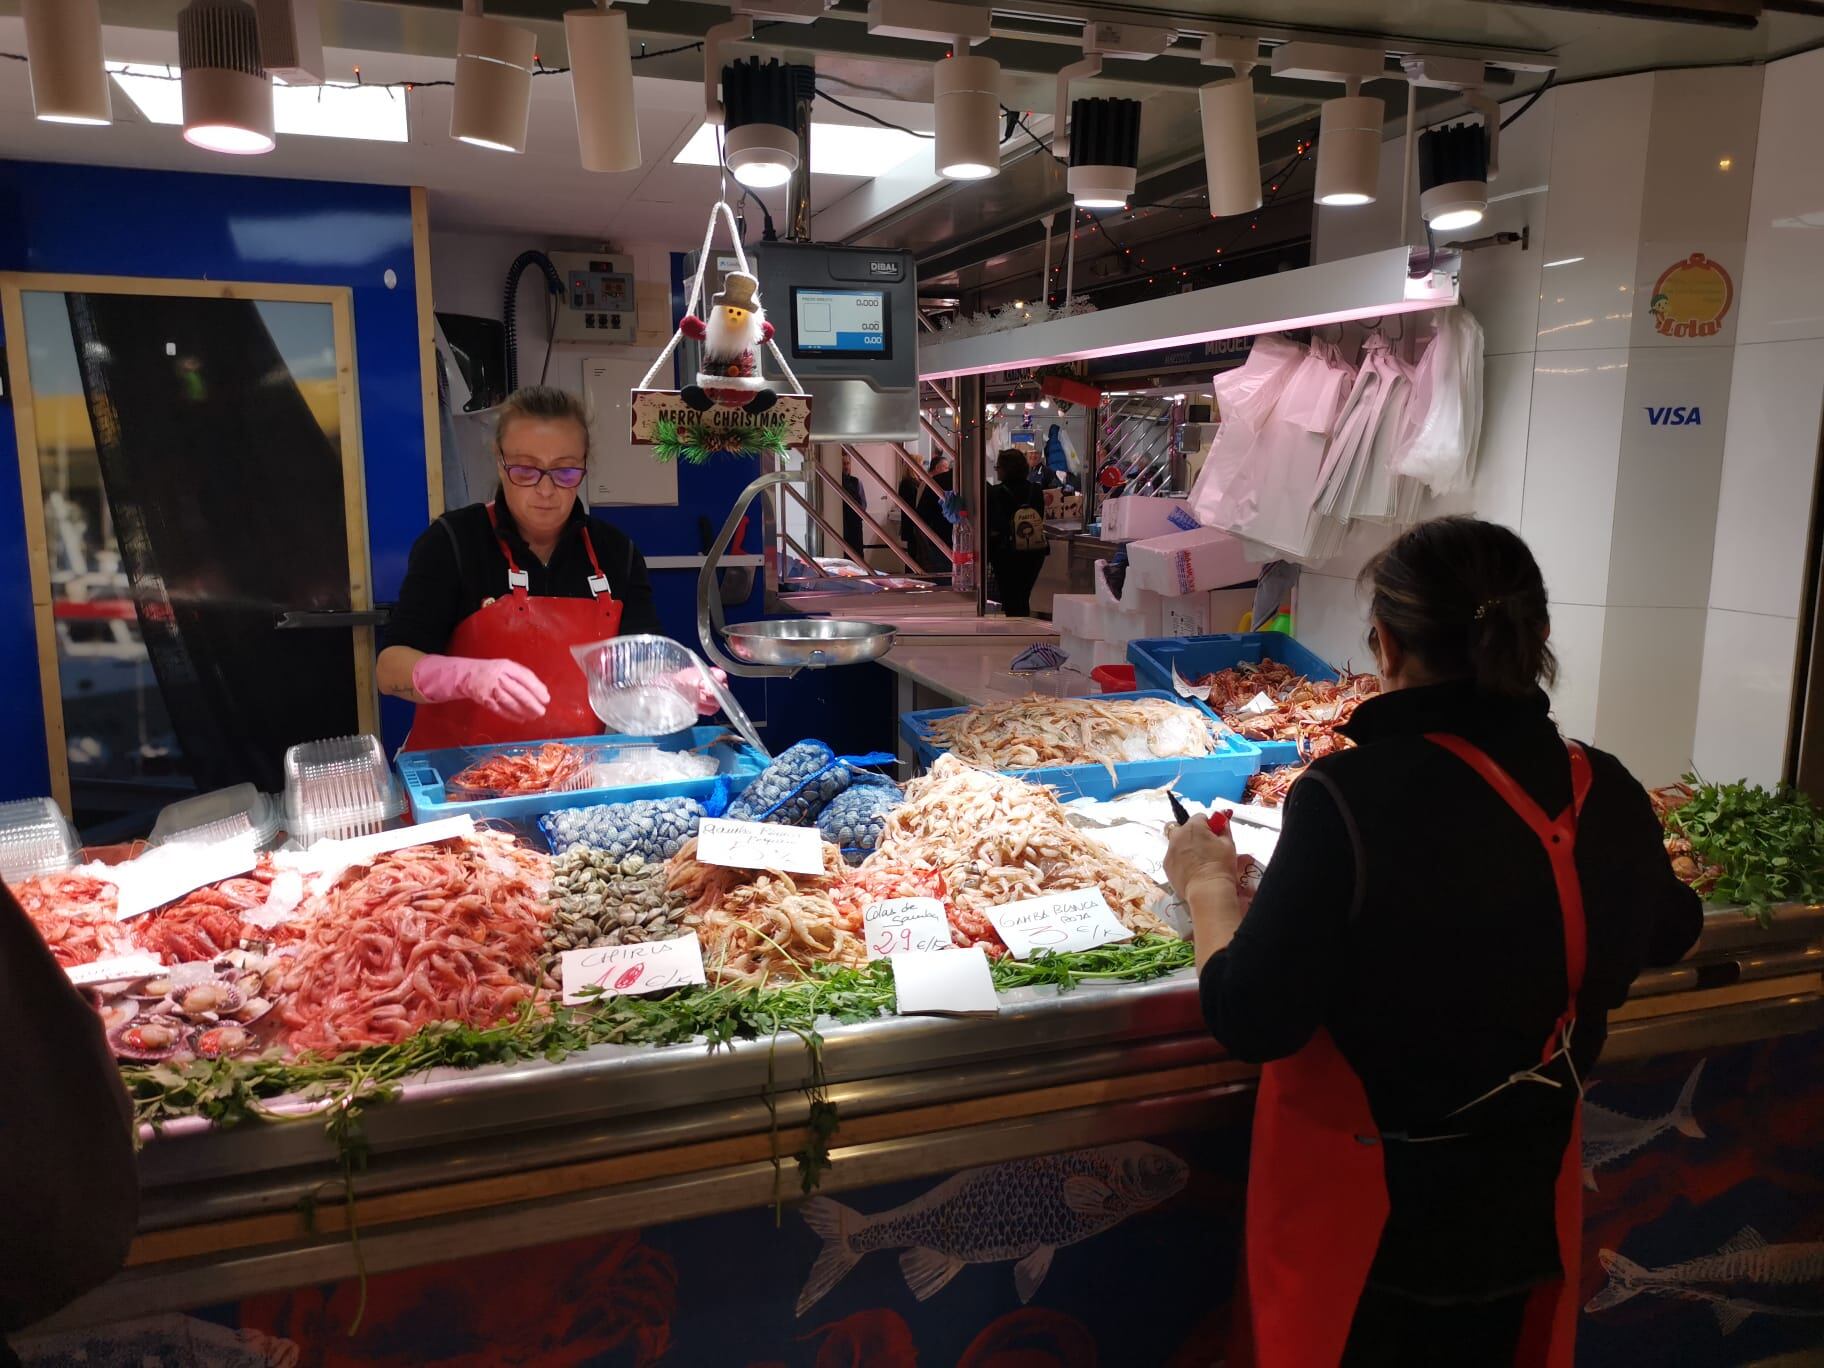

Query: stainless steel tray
[[720, 617, 896, 667]]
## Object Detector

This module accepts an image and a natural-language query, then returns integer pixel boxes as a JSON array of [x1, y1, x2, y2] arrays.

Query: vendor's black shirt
[[385, 497, 662, 655], [1202, 681, 1701, 1300]]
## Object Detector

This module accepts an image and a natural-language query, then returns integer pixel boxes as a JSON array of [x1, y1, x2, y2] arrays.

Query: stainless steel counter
[[46, 900, 1824, 1330]]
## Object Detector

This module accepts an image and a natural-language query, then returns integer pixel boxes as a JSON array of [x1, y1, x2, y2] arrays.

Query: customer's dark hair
[[996, 448, 1028, 485], [1360, 516, 1557, 696]]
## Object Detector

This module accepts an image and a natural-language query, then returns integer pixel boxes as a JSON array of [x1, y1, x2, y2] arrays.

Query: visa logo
[[1646, 405, 1702, 426]]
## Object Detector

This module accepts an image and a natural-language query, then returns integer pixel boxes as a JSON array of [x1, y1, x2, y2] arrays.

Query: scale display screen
[[791, 288, 890, 358]]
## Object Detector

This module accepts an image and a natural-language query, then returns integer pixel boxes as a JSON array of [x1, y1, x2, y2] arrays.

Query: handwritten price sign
[[695, 817, 826, 876], [863, 897, 952, 961], [561, 933, 708, 1005], [985, 888, 1133, 960]]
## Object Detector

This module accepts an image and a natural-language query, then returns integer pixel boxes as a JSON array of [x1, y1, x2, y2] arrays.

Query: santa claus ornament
[[630, 202, 811, 464]]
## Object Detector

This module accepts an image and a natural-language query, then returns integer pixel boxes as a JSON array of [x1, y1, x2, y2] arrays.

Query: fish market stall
[[8, 717, 1824, 1365]]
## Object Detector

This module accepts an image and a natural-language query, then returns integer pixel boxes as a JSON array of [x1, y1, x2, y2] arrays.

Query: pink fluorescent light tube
[[918, 247, 1457, 382]]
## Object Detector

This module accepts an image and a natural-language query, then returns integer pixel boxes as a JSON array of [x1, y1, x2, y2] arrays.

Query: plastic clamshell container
[[899, 690, 1263, 802], [149, 783, 282, 851], [284, 734, 408, 848], [397, 727, 769, 825], [0, 796, 81, 883], [1127, 631, 1342, 767]]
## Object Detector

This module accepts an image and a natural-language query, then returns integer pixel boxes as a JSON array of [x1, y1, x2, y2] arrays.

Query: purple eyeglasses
[[500, 461, 586, 489]]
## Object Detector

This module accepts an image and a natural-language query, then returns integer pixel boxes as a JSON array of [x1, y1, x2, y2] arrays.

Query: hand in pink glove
[[670, 666, 729, 717], [412, 655, 550, 722]]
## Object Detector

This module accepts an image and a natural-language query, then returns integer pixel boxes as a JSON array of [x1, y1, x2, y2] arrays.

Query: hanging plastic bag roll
[[1395, 308, 1485, 496]]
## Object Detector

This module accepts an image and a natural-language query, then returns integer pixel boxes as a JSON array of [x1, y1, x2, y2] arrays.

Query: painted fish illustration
[[795, 1141, 1188, 1316], [1585, 1226, 1824, 1335], [1581, 1058, 1706, 1190], [18, 1314, 299, 1367]]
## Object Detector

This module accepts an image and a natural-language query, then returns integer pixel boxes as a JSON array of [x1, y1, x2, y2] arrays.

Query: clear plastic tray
[[571, 634, 768, 758], [149, 783, 283, 851], [284, 734, 407, 847], [0, 796, 81, 883]]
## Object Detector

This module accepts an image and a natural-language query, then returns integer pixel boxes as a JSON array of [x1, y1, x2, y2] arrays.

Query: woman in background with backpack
[[986, 448, 1049, 617]]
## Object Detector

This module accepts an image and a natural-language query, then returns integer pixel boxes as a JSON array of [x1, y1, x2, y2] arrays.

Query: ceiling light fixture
[[1315, 85, 1383, 206], [178, 0, 275, 154], [933, 53, 1002, 180], [1198, 34, 1260, 218], [1068, 96, 1141, 208], [450, 1, 536, 152], [567, 2, 641, 172], [23, 0, 111, 126], [719, 56, 810, 188], [1418, 120, 1490, 231]]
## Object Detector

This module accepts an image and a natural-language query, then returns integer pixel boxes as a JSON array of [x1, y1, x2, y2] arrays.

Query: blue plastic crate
[[1128, 632, 1344, 767], [899, 690, 1262, 802], [397, 728, 767, 825]]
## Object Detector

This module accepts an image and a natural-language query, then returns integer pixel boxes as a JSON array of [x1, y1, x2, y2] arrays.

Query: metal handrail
[[809, 464, 927, 575], [840, 445, 954, 569], [778, 482, 870, 572]]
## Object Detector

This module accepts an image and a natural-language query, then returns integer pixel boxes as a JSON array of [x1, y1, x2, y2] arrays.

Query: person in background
[[897, 468, 922, 563], [840, 453, 866, 562], [1, 882, 139, 1361], [1164, 517, 1701, 1368], [912, 454, 954, 576], [1044, 422, 1077, 488], [1024, 443, 1064, 492], [985, 448, 1049, 618], [379, 386, 718, 749]]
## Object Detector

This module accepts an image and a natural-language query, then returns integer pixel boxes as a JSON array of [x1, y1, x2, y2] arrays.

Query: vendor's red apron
[[1237, 735, 1593, 1368], [401, 503, 624, 751]]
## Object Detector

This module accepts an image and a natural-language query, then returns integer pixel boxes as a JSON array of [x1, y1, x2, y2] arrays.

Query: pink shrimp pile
[[276, 831, 555, 1056], [11, 871, 132, 968], [131, 858, 305, 964]]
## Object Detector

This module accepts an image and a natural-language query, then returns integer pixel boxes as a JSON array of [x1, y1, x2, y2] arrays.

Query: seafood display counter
[[36, 900, 1824, 1362]]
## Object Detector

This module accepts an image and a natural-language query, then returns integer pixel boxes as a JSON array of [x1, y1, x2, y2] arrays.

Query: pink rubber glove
[[412, 655, 550, 722], [671, 666, 729, 717]]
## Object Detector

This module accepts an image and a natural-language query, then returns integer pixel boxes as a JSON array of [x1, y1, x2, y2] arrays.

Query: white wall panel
[[1737, 46, 1824, 346], [1521, 351, 1629, 604], [1692, 607, 1801, 785]]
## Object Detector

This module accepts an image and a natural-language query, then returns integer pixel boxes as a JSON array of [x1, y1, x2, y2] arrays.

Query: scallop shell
[[191, 1022, 259, 1060], [96, 999, 139, 1034], [133, 976, 177, 1001], [231, 996, 273, 1026], [111, 1015, 188, 1061], [173, 980, 244, 1019]]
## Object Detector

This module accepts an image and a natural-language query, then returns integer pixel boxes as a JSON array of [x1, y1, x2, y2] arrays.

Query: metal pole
[[1399, 77, 1417, 247], [846, 445, 953, 557], [957, 372, 987, 614]]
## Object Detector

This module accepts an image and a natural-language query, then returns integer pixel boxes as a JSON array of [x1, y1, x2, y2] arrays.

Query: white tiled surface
[[1463, 190, 1548, 359], [1460, 349, 1533, 529], [1738, 46, 1824, 346], [1606, 347, 1733, 609], [1520, 351, 1629, 604], [1536, 76, 1653, 353], [1546, 602, 1606, 740], [1295, 571, 1373, 673], [1692, 607, 1801, 785], [1709, 338, 1824, 618], [1592, 605, 1708, 785]]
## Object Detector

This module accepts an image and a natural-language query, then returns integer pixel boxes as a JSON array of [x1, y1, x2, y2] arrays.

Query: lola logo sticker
[[1649, 253, 1734, 339], [1646, 406, 1702, 426]]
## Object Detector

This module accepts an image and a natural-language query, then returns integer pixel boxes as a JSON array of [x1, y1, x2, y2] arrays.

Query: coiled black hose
[[502, 249, 564, 394]]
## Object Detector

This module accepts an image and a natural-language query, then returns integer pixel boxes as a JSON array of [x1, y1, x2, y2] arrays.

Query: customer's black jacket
[[1202, 681, 1702, 1299]]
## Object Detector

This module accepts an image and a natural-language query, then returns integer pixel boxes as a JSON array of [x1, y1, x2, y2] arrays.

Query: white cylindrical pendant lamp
[[566, 5, 640, 172], [452, 11, 537, 153], [23, 0, 112, 126], [934, 53, 1001, 181], [179, 1, 275, 155], [1315, 94, 1382, 206], [1198, 75, 1259, 218]]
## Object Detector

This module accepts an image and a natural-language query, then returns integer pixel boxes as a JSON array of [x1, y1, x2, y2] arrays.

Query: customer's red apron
[[401, 503, 623, 751], [1236, 735, 1593, 1368]]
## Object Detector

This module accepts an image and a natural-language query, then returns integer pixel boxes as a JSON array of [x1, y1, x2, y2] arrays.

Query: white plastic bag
[[1395, 308, 1485, 496], [1186, 335, 1305, 527]]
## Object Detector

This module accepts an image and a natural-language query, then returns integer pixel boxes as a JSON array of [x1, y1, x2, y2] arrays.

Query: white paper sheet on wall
[[583, 354, 679, 508]]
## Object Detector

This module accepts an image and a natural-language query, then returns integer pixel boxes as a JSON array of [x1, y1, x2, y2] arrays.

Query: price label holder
[[561, 933, 709, 1005], [986, 888, 1133, 960], [66, 952, 164, 988], [863, 897, 952, 961], [696, 818, 826, 876], [891, 945, 999, 1017]]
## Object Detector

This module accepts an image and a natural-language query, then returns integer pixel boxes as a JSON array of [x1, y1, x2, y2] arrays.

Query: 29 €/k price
[[863, 897, 952, 960], [985, 888, 1133, 960], [561, 933, 709, 1005]]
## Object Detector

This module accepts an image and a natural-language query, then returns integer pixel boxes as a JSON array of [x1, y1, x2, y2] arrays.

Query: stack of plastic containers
[[0, 796, 81, 883], [149, 784, 284, 850], [284, 735, 407, 847]]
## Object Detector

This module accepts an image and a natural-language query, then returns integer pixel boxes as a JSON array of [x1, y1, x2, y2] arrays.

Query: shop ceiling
[[2, 0, 1820, 286]]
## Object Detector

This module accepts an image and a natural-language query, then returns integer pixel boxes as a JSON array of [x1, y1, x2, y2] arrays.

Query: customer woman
[[1165, 517, 1701, 1368], [912, 454, 954, 576], [380, 386, 710, 749], [985, 448, 1049, 618]]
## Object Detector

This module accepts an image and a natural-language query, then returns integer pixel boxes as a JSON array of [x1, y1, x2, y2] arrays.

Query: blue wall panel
[[0, 160, 427, 798]]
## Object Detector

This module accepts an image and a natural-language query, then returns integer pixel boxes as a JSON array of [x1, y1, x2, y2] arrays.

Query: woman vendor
[[1164, 517, 1702, 1367], [379, 386, 715, 749]]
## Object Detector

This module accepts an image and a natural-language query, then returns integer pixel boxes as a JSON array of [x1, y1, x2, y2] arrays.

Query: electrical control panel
[[547, 250, 638, 344]]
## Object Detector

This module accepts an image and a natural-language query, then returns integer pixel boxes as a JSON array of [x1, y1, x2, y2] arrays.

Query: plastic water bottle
[[951, 514, 976, 594]]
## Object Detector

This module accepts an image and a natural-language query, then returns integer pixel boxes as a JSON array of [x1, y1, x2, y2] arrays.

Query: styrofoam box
[[1093, 595, 1164, 644], [1060, 631, 1127, 670], [1052, 593, 1101, 638], [1160, 588, 1254, 638], [1128, 527, 1259, 598], [1101, 495, 1201, 543]]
